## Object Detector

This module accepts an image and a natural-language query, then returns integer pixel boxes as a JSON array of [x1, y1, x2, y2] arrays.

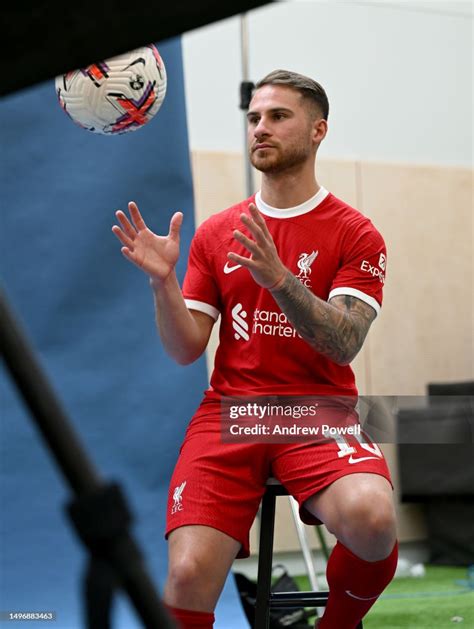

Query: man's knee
[[338, 491, 397, 558], [349, 494, 395, 538], [167, 555, 206, 592], [165, 553, 222, 611], [309, 481, 397, 560], [165, 525, 240, 610]]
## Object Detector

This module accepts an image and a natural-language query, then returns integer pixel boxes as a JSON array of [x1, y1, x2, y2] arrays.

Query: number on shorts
[[332, 430, 383, 459]]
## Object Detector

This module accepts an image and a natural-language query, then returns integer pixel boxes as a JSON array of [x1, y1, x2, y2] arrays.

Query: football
[[55, 45, 167, 135]]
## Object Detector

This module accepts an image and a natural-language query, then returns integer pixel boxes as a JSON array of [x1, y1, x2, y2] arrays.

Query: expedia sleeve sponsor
[[360, 253, 386, 284], [329, 222, 386, 312]]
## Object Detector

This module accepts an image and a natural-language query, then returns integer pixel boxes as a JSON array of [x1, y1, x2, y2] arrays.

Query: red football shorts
[[165, 399, 392, 558]]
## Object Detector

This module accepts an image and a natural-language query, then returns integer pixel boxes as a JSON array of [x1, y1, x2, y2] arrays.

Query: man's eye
[[274, 113, 286, 120]]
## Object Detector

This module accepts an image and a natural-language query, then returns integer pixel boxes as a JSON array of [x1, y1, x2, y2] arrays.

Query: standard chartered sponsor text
[[253, 309, 300, 338]]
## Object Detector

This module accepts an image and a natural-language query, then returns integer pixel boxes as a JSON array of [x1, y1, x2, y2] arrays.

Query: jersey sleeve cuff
[[184, 299, 220, 321], [328, 287, 381, 316]]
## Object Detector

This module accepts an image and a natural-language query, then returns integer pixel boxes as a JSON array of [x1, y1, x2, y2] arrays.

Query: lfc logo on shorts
[[171, 480, 187, 514]]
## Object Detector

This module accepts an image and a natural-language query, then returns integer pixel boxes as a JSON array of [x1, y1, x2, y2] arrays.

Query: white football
[[55, 45, 167, 135]]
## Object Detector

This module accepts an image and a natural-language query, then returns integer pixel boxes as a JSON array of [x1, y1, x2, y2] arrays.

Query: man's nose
[[254, 117, 270, 138]]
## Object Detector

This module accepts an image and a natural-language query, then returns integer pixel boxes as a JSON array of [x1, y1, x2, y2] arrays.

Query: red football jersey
[[182, 188, 386, 397]]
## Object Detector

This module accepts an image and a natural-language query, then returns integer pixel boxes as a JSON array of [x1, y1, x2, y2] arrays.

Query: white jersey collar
[[255, 186, 329, 219]]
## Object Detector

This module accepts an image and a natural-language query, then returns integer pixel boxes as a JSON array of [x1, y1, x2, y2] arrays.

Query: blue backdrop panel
[[0, 39, 247, 628]]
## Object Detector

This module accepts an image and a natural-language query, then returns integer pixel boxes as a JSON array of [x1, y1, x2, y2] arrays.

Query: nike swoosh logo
[[223, 262, 242, 274], [348, 455, 380, 464], [345, 590, 379, 601]]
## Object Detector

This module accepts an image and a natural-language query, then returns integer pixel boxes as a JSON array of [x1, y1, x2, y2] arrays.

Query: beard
[[249, 139, 313, 174]]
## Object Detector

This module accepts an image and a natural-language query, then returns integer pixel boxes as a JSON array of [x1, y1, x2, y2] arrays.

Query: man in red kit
[[112, 70, 398, 629]]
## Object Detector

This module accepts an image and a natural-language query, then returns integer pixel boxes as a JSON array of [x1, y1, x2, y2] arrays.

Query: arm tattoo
[[270, 271, 376, 365]]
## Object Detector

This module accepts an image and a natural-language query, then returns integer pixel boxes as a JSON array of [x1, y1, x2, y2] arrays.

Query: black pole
[[0, 287, 175, 629], [0, 290, 101, 495]]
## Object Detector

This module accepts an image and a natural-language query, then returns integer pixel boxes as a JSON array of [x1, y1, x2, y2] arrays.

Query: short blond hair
[[255, 69, 329, 120]]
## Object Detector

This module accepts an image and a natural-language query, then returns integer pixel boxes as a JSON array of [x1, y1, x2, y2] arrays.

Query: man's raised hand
[[229, 203, 288, 290], [112, 202, 183, 283]]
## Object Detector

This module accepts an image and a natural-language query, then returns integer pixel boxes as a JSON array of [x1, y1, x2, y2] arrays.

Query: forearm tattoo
[[270, 271, 376, 365]]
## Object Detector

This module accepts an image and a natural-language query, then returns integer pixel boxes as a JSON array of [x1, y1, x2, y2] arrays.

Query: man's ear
[[313, 117, 328, 145]]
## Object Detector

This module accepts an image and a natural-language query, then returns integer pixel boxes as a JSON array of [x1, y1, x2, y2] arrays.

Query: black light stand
[[239, 13, 255, 199], [0, 287, 175, 629]]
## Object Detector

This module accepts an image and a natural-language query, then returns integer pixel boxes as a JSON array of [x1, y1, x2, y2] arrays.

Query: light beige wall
[[190, 150, 474, 553], [360, 163, 473, 394]]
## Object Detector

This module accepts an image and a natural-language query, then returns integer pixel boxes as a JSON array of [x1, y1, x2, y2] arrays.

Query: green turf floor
[[293, 565, 474, 628]]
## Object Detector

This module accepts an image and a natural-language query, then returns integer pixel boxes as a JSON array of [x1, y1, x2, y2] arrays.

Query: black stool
[[254, 479, 363, 629]]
